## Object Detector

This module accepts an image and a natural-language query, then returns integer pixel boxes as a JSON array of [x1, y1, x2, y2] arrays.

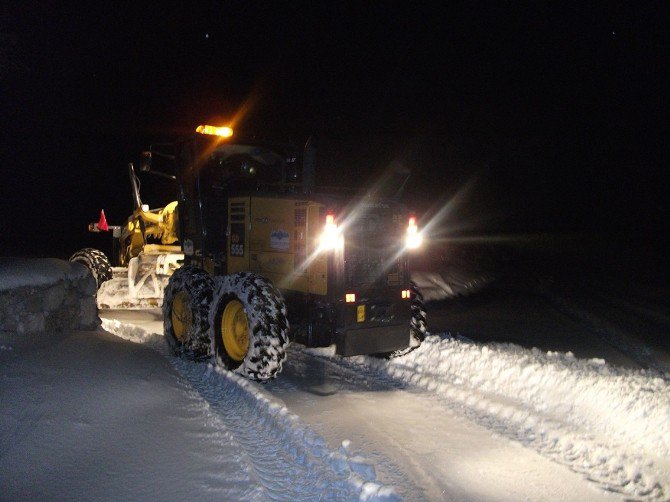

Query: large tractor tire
[[209, 272, 289, 381], [69, 248, 113, 289], [377, 281, 428, 359], [163, 265, 215, 359], [409, 280, 428, 341]]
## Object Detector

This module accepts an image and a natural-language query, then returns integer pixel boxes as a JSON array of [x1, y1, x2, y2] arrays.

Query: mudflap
[[336, 324, 410, 357]]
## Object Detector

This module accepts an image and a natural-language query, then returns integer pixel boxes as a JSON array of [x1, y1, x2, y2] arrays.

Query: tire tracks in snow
[[171, 359, 352, 500], [101, 318, 397, 501]]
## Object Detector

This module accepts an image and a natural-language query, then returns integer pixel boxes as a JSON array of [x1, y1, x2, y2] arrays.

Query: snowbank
[[0, 258, 99, 334], [0, 258, 89, 291], [324, 335, 670, 500]]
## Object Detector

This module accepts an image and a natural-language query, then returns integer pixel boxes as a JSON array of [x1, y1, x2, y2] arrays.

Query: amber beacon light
[[196, 125, 234, 138]]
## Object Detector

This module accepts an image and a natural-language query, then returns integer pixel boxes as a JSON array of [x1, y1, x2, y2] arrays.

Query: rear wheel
[[376, 281, 428, 359], [409, 280, 428, 340], [221, 299, 250, 361], [210, 272, 289, 381], [163, 265, 214, 359], [69, 248, 112, 289]]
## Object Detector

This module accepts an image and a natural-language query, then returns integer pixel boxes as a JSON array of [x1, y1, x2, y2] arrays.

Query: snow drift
[[321, 335, 670, 500]]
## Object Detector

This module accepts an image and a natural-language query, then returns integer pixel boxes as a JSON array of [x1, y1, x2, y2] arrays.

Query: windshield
[[205, 144, 285, 190], [135, 171, 178, 210]]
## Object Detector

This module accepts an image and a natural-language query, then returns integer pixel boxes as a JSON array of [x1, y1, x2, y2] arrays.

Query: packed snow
[[100, 317, 397, 500], [1, 320, 396, 500], [100, 308, 670, 500], [3, 255, 670, 500], [100, 314, 624, 501]]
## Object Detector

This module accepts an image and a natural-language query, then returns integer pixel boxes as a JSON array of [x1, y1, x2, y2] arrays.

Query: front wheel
[[69, 248, 112, 289], [210, 272, 289, 381], [163, 265, 214, 359]]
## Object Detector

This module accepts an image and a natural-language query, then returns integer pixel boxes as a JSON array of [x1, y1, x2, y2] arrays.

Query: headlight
[[405, 216, 423, 249], [318, 213, 344, 252]]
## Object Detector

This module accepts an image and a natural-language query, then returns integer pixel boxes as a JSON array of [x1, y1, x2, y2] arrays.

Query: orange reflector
[[401, 289, 411, 299], [345, 293, 356, 303]]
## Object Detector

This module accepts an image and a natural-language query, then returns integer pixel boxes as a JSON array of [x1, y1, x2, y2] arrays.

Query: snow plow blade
[[97, 253, 183, 309], [335, 325, 410, 357]]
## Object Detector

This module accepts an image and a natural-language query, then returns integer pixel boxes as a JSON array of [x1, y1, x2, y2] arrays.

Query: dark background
[[1, 1, 667, 259]]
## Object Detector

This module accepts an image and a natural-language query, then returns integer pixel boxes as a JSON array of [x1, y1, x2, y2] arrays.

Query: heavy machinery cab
[[173, 134, 303, 274]]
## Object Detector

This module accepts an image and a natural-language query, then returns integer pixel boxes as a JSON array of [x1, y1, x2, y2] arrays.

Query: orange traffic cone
[[98, 209, 109, 231]]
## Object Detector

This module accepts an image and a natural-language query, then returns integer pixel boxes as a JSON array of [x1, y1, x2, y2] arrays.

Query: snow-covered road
[[1, 323, 391, 500], [266, 345, 615, 501], [1, 329, 264, 500], [3, 246, 669, 501], [98, 308, 670, 500]]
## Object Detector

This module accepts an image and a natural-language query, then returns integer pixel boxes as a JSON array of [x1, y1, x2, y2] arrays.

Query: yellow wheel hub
[[221, 300, 249, 361], [171, 291, 192, 342]]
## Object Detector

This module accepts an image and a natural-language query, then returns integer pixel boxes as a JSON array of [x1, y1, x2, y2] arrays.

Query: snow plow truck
[[71, 125, 427, 380]]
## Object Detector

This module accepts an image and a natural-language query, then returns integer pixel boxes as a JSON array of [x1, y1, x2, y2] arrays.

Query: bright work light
[[318, 213, 344, 252], [405, 216, 423, 249]]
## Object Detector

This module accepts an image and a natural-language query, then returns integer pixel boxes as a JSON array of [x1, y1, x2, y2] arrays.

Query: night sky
[[1, 2, 667, 258]]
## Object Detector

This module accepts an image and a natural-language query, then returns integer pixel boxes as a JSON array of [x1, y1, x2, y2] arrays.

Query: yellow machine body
[[120, 201, 180, 265], [227, 196, 328, 296]]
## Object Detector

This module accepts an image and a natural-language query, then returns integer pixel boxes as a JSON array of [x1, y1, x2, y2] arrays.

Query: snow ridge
[[0, 258, 90, 291], [102, 318, 397, 501], [315, 335, 669, 500]]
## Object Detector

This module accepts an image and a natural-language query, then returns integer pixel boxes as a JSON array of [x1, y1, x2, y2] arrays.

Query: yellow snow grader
[[72, 125, 427, 380]]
